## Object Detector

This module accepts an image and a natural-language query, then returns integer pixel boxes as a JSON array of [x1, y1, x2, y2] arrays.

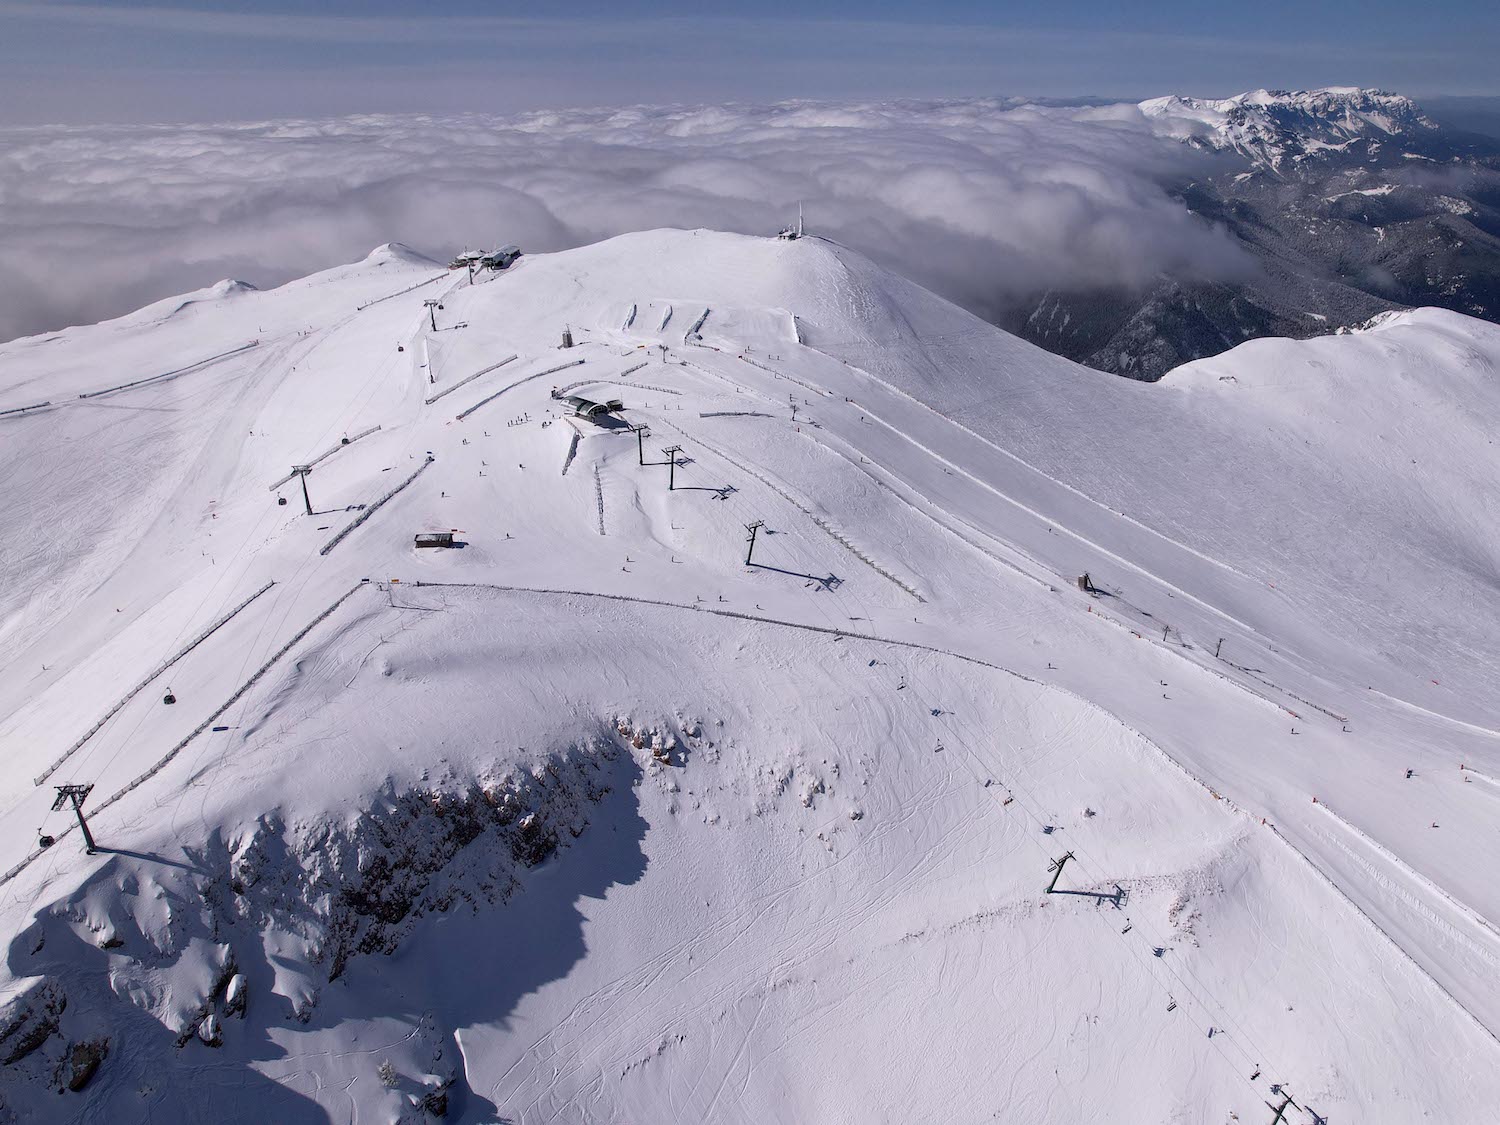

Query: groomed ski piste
[[1, 229, 1498, 1123]]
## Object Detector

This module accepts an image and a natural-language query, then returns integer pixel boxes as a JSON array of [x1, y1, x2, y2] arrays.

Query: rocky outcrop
[[201, 733, 629, 980], [0, 981, 64, 1066]]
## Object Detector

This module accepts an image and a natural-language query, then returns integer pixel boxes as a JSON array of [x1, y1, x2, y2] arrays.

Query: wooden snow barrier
[[32, 580, 278, 787], [735, 352, 830, 398], [455, 358, 585, 421], [424, 353, 517, 405], [268, 425, 383, 491], [594, 462, 606, 535], [559, 428, 583, 476], [319, 456, 435, 556], [355, 271, 447, 311], [76, 340, 259, 400]]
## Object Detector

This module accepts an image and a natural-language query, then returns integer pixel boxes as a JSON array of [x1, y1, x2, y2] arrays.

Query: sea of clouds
[[0, 98, 1255, 342]]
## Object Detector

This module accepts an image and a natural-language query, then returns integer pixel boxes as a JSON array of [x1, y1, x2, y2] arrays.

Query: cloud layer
[[0, 99, 1254, 342]]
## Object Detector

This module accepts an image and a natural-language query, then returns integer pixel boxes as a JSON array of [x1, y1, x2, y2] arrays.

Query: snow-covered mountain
[[1009, 87, 1500, 380], [1140, 87, 1440, 171], [2, 229, 1499, 1123]]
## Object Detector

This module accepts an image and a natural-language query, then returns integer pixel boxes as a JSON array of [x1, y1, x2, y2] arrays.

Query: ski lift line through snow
[[790, 333, 1270, 602], [768, 325, 1272, 612], [875, 635, 1327, 1110], [671, 348, 1054, 595], [422, 354, 518, 406], [0, 582, 371, 892], [713, 336, 1353, 730], [267, 425, 384, 491], [31, 580, 279, 788], [353, 271, 447, 312], [695, 338, 1344, 757], [1078, 591, 1347, 738], [648, 439, 1302, 1112], [648, 413, 925, 601], [0, 399, 53, 419], [455, 358, 586, 421], [409, 578, 1301, 1107], [830, 619, 1298, 1107], [318, 456, 435, 557], [89, 583, 371, 818], [445, 341, 1294, 1108], [74, 340, 260, 401], [32, 293, 427, 870]]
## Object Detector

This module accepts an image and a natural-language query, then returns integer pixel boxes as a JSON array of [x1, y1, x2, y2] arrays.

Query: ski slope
[[1, 229, 1498, 1123]]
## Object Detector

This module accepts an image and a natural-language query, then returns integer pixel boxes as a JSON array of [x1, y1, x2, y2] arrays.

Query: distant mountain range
[[1006, 88, 1500, 380]]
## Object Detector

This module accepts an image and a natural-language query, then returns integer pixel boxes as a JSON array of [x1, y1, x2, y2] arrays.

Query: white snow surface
[[1, 228, 1498, 1123], [1140, 87, 1438, 169]]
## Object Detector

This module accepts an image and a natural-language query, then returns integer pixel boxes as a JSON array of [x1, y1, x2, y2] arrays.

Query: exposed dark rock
[[0, 981, 65, 1066], [60, 1039, 107, 1092]]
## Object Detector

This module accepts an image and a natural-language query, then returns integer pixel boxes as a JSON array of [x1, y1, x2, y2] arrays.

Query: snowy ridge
[[0, 229, 1498, 1122], [1140, 86, 1439, 170]]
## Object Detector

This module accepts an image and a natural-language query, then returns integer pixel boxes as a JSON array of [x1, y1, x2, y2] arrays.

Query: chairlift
[[163, 688, 176, 705], [37, 832, 55, 849]]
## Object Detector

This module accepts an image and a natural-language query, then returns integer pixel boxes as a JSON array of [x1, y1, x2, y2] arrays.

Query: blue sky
[[2, 0, 1497, 124]]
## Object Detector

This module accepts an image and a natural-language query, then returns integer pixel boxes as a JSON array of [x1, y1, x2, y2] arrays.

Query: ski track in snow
[[2, 229, 1499, 1123]]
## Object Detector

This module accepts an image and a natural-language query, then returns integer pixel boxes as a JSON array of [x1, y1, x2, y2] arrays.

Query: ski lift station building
[[561, 395, 624, 419], [447, 245, 522, 271], [481, 245, 522, 270]]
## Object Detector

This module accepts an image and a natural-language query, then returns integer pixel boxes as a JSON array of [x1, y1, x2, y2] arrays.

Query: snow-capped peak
[[364, 241, 439, 266], [1140, 87, 1437, 170]]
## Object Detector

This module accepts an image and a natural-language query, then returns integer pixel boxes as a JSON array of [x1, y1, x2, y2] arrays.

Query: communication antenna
[[798, 200, 804, 239]]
